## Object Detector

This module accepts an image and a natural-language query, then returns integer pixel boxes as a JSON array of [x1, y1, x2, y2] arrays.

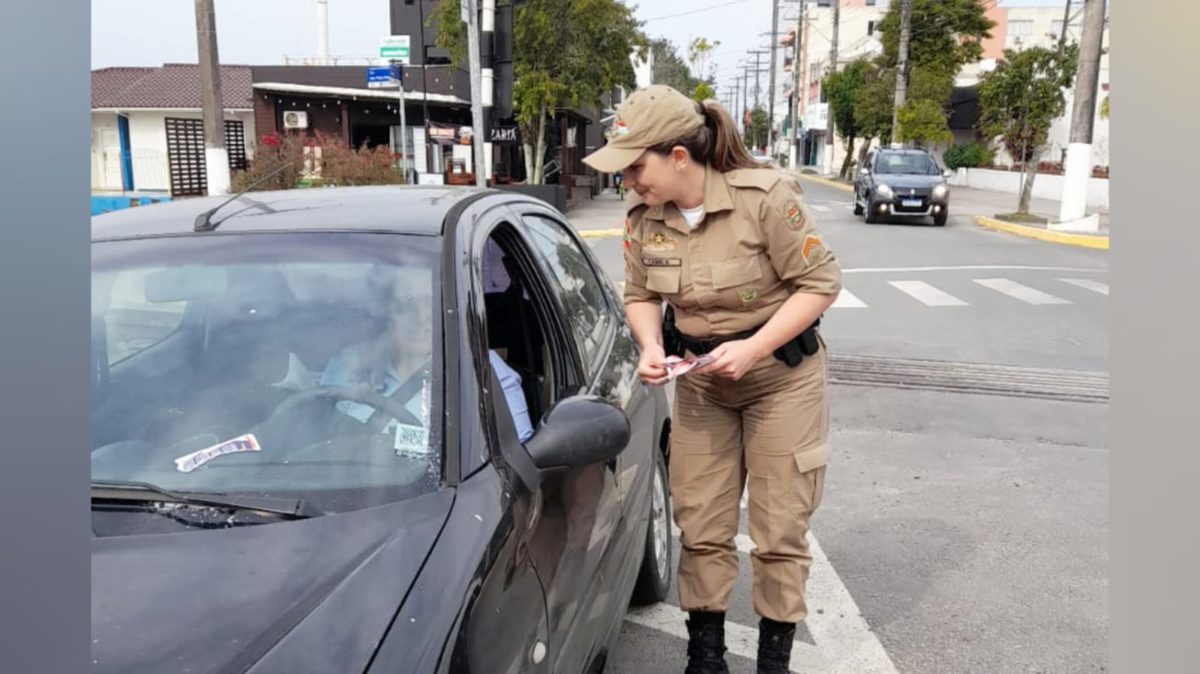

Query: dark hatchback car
[[90, 186, 674, 674], [854, 148, 953, 226]]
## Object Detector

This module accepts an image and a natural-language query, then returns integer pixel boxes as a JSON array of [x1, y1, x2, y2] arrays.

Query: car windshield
[[875, 153, 939, 175], [91, 232, 444, 514]]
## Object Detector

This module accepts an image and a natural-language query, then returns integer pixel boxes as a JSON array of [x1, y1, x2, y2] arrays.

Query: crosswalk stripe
[[888, 280, 968, 307], [646, 531, 899, 673], [831, 289, 868, 309], [625, 602, 828, 672], [973, 278, 1072, 305], [1059, 278, 1109, 295], [810, 204, 831, 213]]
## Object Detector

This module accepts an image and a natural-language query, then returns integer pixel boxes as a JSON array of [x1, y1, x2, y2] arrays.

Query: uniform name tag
[[643, 257, 683, 267]]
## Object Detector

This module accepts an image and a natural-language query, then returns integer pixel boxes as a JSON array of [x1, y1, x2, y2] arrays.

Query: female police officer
[[583, 85, 841, 674]]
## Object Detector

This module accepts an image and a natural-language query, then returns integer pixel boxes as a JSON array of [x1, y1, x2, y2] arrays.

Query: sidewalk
[[796, 172, 1109, 250], [566, 190, 627, 238]]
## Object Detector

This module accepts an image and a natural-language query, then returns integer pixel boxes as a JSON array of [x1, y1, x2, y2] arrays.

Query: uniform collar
[[642, 166, 735, 229]]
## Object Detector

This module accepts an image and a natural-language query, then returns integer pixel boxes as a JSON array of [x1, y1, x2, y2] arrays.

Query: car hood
[[91, 489, 455, 674], [876, 174, 942, 189]]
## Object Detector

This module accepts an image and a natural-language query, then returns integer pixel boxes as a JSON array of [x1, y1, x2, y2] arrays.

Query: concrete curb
[[795, 174, 854, 193], [975, 216, 1109, 250]]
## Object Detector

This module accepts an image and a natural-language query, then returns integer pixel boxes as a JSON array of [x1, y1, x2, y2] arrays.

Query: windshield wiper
[[91, 479, 323, 520]]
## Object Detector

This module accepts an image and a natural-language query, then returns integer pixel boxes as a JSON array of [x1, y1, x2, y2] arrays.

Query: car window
[[519, 214, 613, 372], [876, 153, 938, 175], [91, 233, 444, 514], [99, 267, 187, 364]]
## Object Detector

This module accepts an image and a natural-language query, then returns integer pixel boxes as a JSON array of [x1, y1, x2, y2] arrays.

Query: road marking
[[578, 227, 624, 239], [831, 289, 868, 309], [843, 264, 1106, 274], [625, 602, 828, 672], [632, 532, 899, 673], [888, 280, 968, 307], [974, 278, 1072, 305], [1059, 278, 1109, 295], [810, 204, 832, 213]]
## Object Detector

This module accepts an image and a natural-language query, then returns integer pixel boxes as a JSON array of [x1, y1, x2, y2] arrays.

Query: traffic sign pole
[[396, 64, 410, 184]]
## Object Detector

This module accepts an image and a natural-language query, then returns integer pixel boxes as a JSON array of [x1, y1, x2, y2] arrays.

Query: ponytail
[[699, 100, 761, 172], [646, 99, 762, 173]]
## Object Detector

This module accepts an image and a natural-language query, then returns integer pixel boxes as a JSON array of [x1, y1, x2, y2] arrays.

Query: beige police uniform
[[623, 166, 841, 624]]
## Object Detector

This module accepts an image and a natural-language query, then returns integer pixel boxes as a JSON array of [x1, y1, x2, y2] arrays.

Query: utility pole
[[195, 0, 229, 195], [747, 50, 768, 111], [822, 0, 839, 175], [790, 1, 806, 168], [1058, 0, 1106, 228], [1057, 0, 1073, 50], [315, 0, 329, 61], [482, 0, 496, 183], [465, 0, 486, 186], [891, 0, 912, 145], [767, 0, 781, 158]]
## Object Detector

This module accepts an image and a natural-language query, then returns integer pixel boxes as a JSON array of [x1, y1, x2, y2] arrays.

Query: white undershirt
[[678, 204, 706, 229]]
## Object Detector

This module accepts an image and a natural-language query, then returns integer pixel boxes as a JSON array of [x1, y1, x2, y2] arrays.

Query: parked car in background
[[854, 147, 953, 226], [90, 186, 673, 674]]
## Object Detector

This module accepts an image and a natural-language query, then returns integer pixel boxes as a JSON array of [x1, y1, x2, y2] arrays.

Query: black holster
[[662, 304, 686, 358]]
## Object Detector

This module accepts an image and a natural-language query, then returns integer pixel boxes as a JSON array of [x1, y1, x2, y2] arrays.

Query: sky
[[92, 0, 1081, 92]]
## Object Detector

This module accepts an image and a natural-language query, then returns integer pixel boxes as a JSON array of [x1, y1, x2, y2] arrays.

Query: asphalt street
[[569, 179, 1109, 674]]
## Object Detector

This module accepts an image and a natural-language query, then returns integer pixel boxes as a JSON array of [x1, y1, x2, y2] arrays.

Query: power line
[[643, 0, 756, 23]]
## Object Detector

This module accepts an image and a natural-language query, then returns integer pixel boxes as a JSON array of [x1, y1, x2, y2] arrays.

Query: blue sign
[[367, 65, 402, 89]]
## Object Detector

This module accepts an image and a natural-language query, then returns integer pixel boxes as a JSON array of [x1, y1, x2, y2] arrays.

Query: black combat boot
[[756, 617, 796, 674], [684, 611, 730, 674]]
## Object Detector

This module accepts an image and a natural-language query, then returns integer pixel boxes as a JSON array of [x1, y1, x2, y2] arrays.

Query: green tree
[[978, 44, 1079, 214], [852, 62, 895, 168], [686, 37, 720, 83], [693, 81, 716, 102], [650, 38, 700, 94], [896, 98, 953, 147], [435, 0, 645, 184], [744, 107, 768, 152], [870, 0, 995, 147], [823, 58, 870, 179]]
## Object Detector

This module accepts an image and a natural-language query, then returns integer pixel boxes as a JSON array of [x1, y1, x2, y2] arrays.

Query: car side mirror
[[524, 395, 630, 472], [860, 168, 870, 176], [942, 169, 952, 179]]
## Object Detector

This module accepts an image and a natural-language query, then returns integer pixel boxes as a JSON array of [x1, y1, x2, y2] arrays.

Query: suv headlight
[[933, 184, 948, 198], [876, 184, 893, 197]]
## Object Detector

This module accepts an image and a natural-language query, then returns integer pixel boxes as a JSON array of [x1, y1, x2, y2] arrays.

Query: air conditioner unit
[[283, 111, 309, 129]]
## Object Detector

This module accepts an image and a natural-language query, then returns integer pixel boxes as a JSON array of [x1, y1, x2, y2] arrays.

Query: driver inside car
[[319, 267, 535, 448]]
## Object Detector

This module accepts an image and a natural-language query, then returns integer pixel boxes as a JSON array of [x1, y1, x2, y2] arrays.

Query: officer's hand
[[637, 345, 669, 385], [696, 339, 767, 381]]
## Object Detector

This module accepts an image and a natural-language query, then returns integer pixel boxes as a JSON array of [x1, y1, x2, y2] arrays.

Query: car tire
[[631, 446, 672, 605], [864, 198, 881, 224], [933, 208, 948, 227], [852, 191, 864, 215]]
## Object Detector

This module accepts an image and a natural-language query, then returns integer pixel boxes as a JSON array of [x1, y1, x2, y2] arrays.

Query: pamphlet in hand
[[647, 354, 716, 386]]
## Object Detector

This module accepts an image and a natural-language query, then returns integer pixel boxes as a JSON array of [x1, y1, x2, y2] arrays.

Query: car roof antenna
[[194, 160, 297, 233]]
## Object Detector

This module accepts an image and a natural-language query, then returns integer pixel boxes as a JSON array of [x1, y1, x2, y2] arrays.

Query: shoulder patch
[[724, 167, 784, 192]]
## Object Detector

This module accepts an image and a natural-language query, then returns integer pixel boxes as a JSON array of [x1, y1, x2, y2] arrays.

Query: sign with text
[[379, 35, 411, 63], [489, 126, 519, 144], [367, 65, 401, 89]]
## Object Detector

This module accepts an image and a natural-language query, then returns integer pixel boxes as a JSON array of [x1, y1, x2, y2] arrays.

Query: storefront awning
[[253, 82, 471, 107]]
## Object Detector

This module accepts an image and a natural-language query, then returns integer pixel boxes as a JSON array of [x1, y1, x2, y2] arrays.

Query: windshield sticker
[[394, 423, 430, 460], [174, 434, 261, 473]]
